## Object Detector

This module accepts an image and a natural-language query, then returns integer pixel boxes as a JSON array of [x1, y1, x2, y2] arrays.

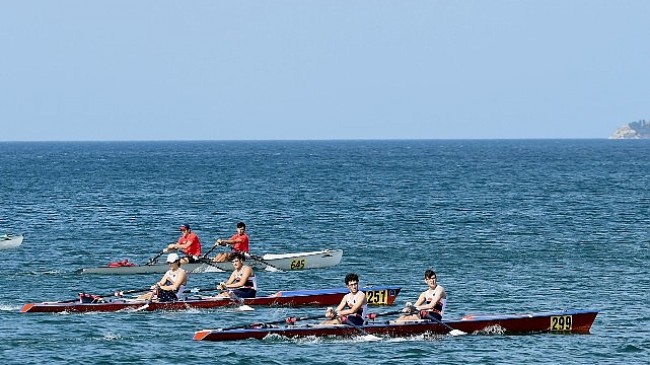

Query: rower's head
[[344, 273, 359, 286], [166, 253, 181, 266], [236, 222, 246, 233], [179, 223, 191, 232], [231, 252, 245, 268], [424, 269, 437, 284]]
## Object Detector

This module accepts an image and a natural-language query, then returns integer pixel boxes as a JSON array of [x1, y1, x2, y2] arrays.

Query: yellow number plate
[[365, 290, 388, 305], [550, 315, 573, 331], [289, 259, 306, 270]]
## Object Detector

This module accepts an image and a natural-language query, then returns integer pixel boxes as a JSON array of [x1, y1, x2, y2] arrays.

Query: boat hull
[[21, 285, 400, 313], [78, 249, 343, 274], [0, 234, 23, 250], [193, 309, 599, 342]]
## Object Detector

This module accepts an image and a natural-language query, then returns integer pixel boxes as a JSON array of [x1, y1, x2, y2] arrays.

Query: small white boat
[[79, 249, 343, 275], [0, 234, 24, 250]]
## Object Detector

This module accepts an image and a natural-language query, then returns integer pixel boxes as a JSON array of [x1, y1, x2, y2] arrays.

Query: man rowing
[[213, 221, 249, 263], [215, 252, 257, 298], [396, 269, 446, 321], [137, 253, 188, 302], [321, 273, 367, 326], [164, 223, 202, 264]]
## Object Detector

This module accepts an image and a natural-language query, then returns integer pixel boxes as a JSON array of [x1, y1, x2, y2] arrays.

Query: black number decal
[[290, 259, 305, 270], [365, 290, 388, 305], [550, 315, 573, 331]]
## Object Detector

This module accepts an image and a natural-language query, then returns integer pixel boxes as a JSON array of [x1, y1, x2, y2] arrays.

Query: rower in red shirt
[[213, 221, 249, 263], [165, 223, 202, 264]]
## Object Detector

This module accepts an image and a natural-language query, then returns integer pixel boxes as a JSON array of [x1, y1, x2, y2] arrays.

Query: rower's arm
[[334, 296, 347, 314], [228, 267, 252, 289], [413, 292, 427, 309], [157, 272, 170, 287], [222, 271, 238, 287]]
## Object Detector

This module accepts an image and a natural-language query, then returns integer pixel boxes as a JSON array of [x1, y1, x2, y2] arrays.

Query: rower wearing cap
[[138, 253, 188, 302], [165, 223, 202, 264]]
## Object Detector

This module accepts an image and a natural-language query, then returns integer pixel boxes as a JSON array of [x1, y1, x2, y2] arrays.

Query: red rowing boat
[[193, 309, 599, 342], [20, 285, 401, 313]]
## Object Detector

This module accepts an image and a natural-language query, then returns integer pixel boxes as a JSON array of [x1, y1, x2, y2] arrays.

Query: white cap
[[166, 253, 180, 263]]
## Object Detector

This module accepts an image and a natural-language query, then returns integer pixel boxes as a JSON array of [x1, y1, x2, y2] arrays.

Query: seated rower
[[321, 273, 368, 326], [213, 221, 249, 263], [396, 269, 446, 322], [137, 253, 187, 302], [215, 252, 257, 298], [164, 223, 202, 264]]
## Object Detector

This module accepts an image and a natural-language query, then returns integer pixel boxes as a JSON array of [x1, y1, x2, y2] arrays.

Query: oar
[[201, 241, 223, 259], [399, 301, 466, 336], [221, 313, 325, 331], [192, 258, 226, 272], [228, 289, 255, 311], [145, 250, 167, 266], [213, 283, 256, 311], [187, 287, 222, 295], [342, 318, 381, 341], [424, 314, 467, 336], [247, 253, 282, 272], [133, 285, 158, 311], [60, 287, 151, 303], [365, 308, 411, 320], [185, 286, 253, 311]]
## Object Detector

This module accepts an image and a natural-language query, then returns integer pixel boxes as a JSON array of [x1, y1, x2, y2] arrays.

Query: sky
[[1, 1, 649, 141]]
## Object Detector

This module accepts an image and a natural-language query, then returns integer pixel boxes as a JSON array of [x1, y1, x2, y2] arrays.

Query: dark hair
[[424, 269, 437, 280], [236, 222, 246, 229], [231, 252, 245, 262], [344, 273, 359, 285]]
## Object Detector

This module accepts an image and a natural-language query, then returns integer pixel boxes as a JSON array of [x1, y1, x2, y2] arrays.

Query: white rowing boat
[[79, 249, 343, 275], [0, 234, 24, 250]]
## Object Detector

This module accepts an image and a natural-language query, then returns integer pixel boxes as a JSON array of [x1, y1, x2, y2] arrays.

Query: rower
[[165, 223, 202, 264], [321, 273, 368, 326], [215, 252, 257, 298], [213, 221, 249, 262], [396, 269, 446, 322], [137, 253, 188, 302]]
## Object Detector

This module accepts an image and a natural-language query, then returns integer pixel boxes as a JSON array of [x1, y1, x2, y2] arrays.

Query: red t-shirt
[[230, 233, 249, 253], [177, 232, 202, 257]]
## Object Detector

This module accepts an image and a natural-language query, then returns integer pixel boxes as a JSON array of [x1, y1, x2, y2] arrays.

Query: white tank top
[[235, 269, 257, 290], [345, 292, 368, 319], [165, 268, 187, 296]]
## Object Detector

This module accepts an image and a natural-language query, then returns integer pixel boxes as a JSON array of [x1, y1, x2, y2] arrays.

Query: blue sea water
[[0, 140, 648, 365]]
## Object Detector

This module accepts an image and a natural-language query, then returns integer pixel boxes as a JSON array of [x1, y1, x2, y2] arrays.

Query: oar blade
[[448, 329, 467, 337], [359, 334, 382, 341]]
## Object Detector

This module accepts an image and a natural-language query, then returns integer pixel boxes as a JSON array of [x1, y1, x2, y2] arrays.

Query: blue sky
[[1, 1, 648, 141]]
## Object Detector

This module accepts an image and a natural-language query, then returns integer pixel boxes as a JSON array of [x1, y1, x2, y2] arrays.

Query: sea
[[0, 140, 648, 365]]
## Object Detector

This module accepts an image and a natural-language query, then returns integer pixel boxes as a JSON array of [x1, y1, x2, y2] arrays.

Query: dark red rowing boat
[[193, 309, 598, 342], [20, 285, 401, 313]]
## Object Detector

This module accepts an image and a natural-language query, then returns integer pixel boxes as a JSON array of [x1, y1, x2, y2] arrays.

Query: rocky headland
[[609, 119, 650, 139]]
